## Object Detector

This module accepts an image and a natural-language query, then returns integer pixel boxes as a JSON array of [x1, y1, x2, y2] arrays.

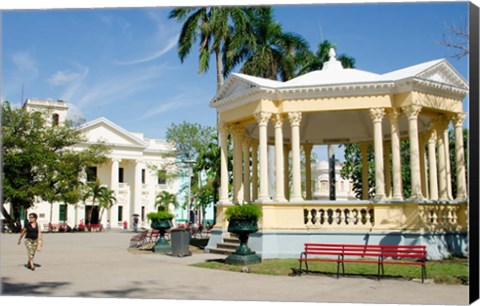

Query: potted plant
[[147, 211, 174, 253], [147, 191, 178, 253], [224, 204, 263, 265]]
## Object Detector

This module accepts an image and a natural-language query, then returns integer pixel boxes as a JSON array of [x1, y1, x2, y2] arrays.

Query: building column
[[427, 127, 439, 200], [132, 160, 143, 227], [387, 109, 403, 200], [251, 141, 259, 202], [443, 122, 453, 200], [272, 114, 287, 202], [403, 105, 423, 200], [243, 139, 251, 203], [219, 125, 230, 203], [360, 142, 370, 200], [288, 112, 303, 202], [419, 133, 428, 198], [110, 158, 120, 226], [255, 112, 272, 202], [283, 145, 290, 201], [453, 113, 468, 200], [383, 141, 391, 199], [231, 125, 244, 204], [304, 143, 313, 200], [434, 117, 449, 200], [369, 108, 386, 200]]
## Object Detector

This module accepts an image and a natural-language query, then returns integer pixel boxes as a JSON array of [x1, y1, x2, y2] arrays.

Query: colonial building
[[206, 50, 468, 259], [311, 160, 357, 201], [21, 98, 179, 230]]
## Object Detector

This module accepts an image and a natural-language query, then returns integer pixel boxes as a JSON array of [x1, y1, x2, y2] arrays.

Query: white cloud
[[47, 70, 85, 85], [114, 35, 178, 65], [11, 51, 39, 79]]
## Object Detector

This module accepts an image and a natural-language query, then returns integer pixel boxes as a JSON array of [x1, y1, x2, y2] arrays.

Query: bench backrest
[[304, 243, 426, 259]]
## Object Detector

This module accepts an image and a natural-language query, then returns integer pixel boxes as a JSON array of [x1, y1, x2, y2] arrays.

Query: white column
[[387, 109, 403, 200], [419, 134, 428, 198], [255, 112, 272, 202], [219, 125, 230, 203], [360, 143, 370, 200], [231, 125, 244, 204], [304, 144, 313, 200], [403, 105, 423, 200], [453, 113, 468, 200], [369, 108, 386, 200], [110, 158, 120, 226], [251, 141, 259, 202], [383, 141, 391, 199], [132, 160, 143, 227], [283, 145, 290, 201], [427, 128, 439, 200], [434, 117, 449, 200], [288, 112, 303, 202], [243, 139, 251, 203], [272, 114, 286, 202], [444, 124, 453, 200]]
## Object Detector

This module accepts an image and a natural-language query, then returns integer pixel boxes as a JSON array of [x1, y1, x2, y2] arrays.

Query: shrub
[[225, 204, 263, 221], [147, 211, 175, 222]]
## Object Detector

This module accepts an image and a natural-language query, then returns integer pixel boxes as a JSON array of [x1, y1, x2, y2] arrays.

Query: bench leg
[[422, 265, 426, 283]]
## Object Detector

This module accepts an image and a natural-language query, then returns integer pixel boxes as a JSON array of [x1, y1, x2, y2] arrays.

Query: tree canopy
[[1, 101, 109, 231]]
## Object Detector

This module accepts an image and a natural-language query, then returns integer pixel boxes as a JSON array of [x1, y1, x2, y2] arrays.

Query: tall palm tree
[[155, 191, 179, 212], [295, 40, 356, 76], [226, 7, 309, 81], [98, 188, 116, 225], [82, 180, 106, 224], [169, 7, 255, 90]]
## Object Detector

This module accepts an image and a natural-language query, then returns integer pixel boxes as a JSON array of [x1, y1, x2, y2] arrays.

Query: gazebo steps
[[207, 235, 240, 255]]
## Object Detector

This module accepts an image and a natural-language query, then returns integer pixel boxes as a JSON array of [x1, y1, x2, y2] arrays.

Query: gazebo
[[206, 49, 468, 260]]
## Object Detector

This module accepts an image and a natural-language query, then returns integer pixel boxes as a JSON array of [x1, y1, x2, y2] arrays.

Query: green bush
[[147, 211, 174, 222], [225, 204, 263, 221]]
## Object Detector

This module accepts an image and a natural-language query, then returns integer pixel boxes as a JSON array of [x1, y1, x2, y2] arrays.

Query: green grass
[[192, 257, 468, 284]]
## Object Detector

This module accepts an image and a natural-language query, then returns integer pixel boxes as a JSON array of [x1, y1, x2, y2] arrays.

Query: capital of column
[[303, 143, 313, 152], [432, 116, 449, 131], [230, 124, 245, 137], [386, 108, 401, 122], [369, 108, 385, 123], [402, 105, 422, 120], [452, 113, 466, 128], [426, 127, 437, 144], [219, 122, 230, 135], [254, 112, 272, 126], [112, 158, 122, 163], [272, 113, 285, 128], [287, 112, 302, 126]]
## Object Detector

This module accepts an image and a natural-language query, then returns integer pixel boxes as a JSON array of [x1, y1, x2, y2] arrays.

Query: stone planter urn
[[151, 218, 173, 253], [225, 217, 261, 265]]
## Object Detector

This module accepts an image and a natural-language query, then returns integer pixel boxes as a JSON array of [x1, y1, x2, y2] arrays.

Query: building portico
[[206, 50, 469, 259]]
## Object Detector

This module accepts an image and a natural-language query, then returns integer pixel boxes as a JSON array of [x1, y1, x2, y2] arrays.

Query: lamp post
[[183, 160, 196, 223]]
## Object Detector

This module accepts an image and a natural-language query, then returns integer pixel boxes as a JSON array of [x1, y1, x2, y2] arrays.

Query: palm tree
[[295, 40, 356, 76], [82, 180, 106, 224], [226, 7, 309, 81], [169, 7, 255, 90], [155, 191, 179, 212], [98, 188, 116, 226]]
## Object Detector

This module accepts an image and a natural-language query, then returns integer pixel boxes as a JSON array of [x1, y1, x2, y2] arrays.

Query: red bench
[[130, 230, 149, 247], [298, 243, 427, 282], [78, 224, 103, 232]]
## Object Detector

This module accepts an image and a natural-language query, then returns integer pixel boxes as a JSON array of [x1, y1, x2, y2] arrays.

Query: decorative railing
[[303, 205, 374, 229], [418, 203, 467, 231]]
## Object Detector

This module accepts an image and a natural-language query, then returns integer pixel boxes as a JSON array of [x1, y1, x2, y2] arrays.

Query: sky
[[1, 1, 471, 161]]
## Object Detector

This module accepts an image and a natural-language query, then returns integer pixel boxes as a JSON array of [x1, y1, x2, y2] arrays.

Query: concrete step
[[208, 248, 235, 255], [224, 237, 240, 244], [217, 242, 240, 250]]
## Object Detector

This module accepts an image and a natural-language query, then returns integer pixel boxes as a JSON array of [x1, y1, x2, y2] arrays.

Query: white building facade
[[21, 99, 179, 230]]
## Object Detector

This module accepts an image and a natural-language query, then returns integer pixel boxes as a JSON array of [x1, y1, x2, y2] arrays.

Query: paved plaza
[[0, 231, 469, 305]]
